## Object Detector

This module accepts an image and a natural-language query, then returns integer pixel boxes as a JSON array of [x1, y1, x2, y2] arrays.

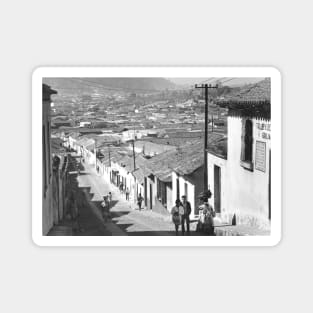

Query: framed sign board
[[255, 140, 266, 172]]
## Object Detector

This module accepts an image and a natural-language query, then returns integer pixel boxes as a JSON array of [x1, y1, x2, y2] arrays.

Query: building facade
[[42, 84, 57, 235], [208, 101, 271, 229]]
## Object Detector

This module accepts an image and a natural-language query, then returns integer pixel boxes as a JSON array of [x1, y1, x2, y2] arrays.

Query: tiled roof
[[225, 78, 271, 102], [76, 137, 95, 148], [134, 140, 176, 155], [216, 79, 271, 119], [43, 84, 57, 101]]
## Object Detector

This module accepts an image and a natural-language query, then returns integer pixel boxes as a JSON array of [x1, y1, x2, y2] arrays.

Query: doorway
[[144, 177, 147, 207], [149, 183, 153, 210], [214, 165, 221, 213]]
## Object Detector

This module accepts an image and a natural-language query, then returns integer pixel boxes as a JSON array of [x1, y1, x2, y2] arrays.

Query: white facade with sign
[[207, 116, 271, 229]]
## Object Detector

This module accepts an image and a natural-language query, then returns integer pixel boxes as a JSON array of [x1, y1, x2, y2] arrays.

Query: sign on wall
[[255, 141, 266, 172], [256, 122, 271, 140]]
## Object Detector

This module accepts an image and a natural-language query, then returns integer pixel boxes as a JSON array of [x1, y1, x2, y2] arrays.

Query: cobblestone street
[[56, 154, 200, 236]]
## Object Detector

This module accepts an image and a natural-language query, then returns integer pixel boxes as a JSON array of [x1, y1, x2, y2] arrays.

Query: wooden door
[[214, 165, 221, 213]]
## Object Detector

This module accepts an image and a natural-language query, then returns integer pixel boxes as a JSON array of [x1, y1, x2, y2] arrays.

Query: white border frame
[[32, 67, 281, 246]]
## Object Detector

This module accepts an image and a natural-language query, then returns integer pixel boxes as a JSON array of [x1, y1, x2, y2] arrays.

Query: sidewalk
[[214, 225, 270, 236]]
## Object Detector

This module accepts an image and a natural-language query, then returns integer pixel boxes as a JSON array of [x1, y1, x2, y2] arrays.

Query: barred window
[[241, 119, 253, 162]]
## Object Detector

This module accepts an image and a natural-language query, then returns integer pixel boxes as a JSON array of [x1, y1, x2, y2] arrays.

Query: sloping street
[[67, 155, 179, 236]]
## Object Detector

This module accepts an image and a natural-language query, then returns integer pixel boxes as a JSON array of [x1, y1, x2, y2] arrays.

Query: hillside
[[43, 77, 176, 94]]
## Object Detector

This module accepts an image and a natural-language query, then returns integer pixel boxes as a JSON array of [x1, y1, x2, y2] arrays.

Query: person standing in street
[[126, 187, 130, 201], [108, 192, 112, 208], [119, 182, 124, 194], [171, 199, 184, 236], [181, 195, 192, 235], [137, 193, 144, 211]]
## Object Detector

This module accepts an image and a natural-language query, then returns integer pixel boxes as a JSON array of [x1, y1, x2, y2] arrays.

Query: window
[[184, 182, 188, 200], [241, 119, 254, 170]]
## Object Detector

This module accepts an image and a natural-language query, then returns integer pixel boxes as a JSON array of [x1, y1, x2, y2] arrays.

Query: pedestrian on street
[[119, 182, 124, 194], [101, 196, 111, 222], [181, 195, 192, 235], [108, 192, 112, 205], [171, 199, 184, 236], [126, 187, 130, 201], [137, 193, 144, 211]]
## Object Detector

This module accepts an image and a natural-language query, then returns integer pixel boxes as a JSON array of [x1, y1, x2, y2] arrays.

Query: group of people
[[118, 182, 145, 211], [171, 195, 192, 236], [101, 192, 112, 222], [171, 195, 216, 236]]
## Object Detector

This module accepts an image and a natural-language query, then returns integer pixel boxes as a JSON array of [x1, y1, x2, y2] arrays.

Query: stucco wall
[[42, 99, 53, 235], [207, 154, 227, 221], [208, 116, 271, 228], [172, 172, 196, 218], [166, 185, 172, 213]]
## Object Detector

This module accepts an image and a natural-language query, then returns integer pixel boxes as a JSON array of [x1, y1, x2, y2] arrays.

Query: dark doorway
[[184, 182, 188, 200], [149, 183, 153, 210], [214, 165, 221, 213], [176, 178, 180, 200], [144, 177, 147, 206]]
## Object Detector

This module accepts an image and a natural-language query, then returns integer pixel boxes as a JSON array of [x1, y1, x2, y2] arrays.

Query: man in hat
[[181, 195, 192, 235]]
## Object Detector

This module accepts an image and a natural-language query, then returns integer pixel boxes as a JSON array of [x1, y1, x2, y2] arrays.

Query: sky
[[168, 77, 265, 87]]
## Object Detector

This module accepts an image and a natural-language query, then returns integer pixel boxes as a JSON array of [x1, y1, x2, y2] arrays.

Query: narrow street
[[68, 154, 180, 236]]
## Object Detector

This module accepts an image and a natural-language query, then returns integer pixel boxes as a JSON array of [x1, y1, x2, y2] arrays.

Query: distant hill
[[43, 77, 176, 94]]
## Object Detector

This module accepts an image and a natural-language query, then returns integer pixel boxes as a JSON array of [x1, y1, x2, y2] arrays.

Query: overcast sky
[[168, 77, 265, 86]]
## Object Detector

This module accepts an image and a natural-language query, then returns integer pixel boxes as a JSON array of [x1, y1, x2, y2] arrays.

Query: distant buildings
[[49, 78, 272, 233]]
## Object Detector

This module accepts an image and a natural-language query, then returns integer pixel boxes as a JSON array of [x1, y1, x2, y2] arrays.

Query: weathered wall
[[166, 184, 172, 213], [208, 116, 271, 228], [42, 98, 53, 235], [172, 171, 197, 218], [207, 154, 227, 221]]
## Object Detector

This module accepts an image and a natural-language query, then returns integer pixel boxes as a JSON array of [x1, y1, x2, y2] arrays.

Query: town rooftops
[[76, 137, 95, 148], [216, 78, 271, 119], [134, 140, 176, 156], [144, 149, 178, 182]]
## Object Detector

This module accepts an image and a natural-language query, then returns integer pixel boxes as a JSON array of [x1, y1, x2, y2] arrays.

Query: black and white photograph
[[33, 67, 281, 245]]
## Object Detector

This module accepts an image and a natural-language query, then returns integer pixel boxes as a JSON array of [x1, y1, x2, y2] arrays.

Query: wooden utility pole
[[195, 83, 218, 192], [108, 145, 111, 167], [132, 140, 136, 171]]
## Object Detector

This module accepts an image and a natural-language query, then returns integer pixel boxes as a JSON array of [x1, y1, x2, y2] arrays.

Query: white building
[[207, 81, 271, 229]]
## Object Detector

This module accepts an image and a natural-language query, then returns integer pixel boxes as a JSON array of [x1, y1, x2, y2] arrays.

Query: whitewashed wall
[[172, 171, 196, 218], [208, 116, 271, 228]]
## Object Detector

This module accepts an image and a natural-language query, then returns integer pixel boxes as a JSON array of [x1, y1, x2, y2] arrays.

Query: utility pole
[[132, 139, 136, 171], [94, 138, 98, 172], [195, 83, 218, 193], [108, 145, 111, 167]]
